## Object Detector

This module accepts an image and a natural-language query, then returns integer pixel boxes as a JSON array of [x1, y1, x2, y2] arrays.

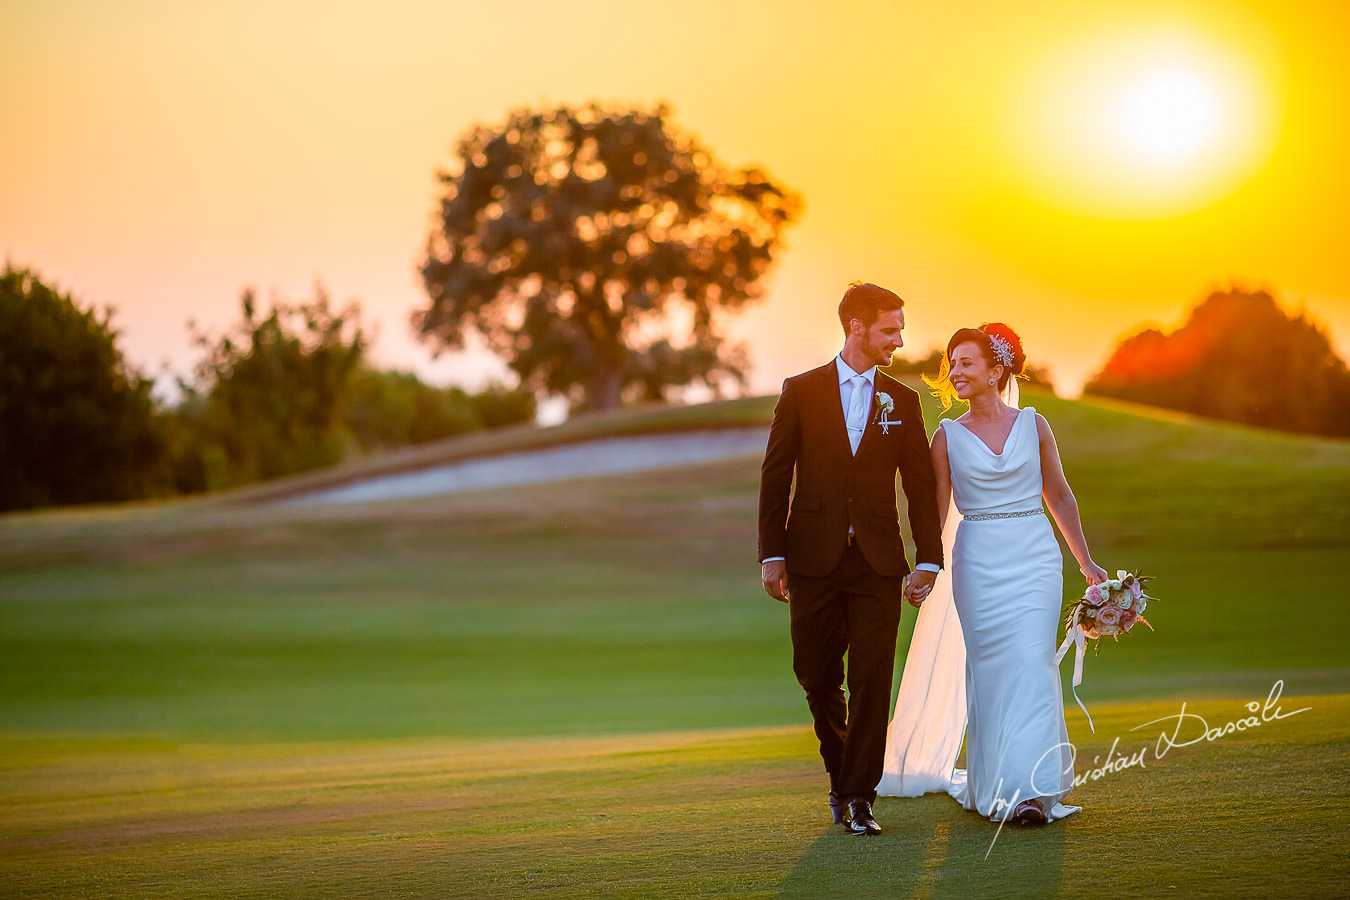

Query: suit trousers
[[788, 542, 904, 803]]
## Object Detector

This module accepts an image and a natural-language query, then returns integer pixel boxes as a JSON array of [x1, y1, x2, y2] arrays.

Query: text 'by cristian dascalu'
[[1055, 679, 1311, 789], [982, 680, 1312, 857]]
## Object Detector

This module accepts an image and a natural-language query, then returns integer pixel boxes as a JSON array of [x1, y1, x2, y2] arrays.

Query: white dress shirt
[[837, 356, 875, 455]]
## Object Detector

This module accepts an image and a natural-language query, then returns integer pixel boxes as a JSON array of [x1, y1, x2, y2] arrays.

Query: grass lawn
[[3, 696, 1345, 897], [2, 386, 1348, 896]]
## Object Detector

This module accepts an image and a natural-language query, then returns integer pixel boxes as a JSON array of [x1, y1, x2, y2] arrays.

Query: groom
[[758, 282, 943, 836]]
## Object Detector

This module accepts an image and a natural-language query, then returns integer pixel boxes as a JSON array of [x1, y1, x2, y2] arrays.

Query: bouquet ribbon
[[1054, 606, 1095, 733]]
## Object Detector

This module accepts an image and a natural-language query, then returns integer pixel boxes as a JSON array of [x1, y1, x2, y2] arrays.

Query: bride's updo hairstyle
[[924, 322, 1027, 408]]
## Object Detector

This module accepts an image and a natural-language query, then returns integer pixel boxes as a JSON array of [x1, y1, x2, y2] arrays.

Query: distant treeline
[[3, 266, 1345, 513], [0, 266, 533, 512], [1085, 288, 1350, 438], [885, 289, 1348, 439]]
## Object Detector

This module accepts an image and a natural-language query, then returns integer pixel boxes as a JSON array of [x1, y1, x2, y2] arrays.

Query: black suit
[[758, 361, 943, 802]]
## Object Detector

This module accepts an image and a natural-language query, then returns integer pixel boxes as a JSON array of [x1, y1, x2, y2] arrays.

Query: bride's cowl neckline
[[946, 406, 1033, 458]]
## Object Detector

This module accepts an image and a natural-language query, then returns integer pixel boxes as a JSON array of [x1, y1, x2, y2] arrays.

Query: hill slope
[[3, 386, 1347, 897], [1, 385, 1346, 743]]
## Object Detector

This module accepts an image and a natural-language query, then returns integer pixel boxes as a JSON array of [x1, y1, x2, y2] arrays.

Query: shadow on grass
[[777, 793, 1067, 897]]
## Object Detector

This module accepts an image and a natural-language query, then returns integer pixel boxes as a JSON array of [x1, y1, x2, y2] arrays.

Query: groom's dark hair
[[838, 282, 905, 333]]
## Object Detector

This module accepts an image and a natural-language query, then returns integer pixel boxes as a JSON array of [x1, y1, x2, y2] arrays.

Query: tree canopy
[[170, 286, 537, 493], [1085, 287, 1350, 437], [0, 265, 167, 510], [416, 102, 802, 411], [0, 265, 540, 509], [171, 286, 371, 490]]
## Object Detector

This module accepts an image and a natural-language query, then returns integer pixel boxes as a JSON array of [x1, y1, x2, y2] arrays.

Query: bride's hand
[[1081, 561, 1108, 585], [904, 570, 937, 607]]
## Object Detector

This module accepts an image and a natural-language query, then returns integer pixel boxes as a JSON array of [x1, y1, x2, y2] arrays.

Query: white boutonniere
[[873, 391, 899, 433]]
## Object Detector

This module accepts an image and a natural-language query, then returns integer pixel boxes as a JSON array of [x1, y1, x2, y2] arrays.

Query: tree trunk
[[587, 364, 623, 411]]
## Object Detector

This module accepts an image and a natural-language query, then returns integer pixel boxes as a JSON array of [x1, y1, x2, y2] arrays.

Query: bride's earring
[[988, 377, 996, 385]]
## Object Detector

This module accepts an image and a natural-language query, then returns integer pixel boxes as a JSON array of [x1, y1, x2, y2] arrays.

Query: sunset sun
[[1117, 67, 1219, 164], [1008, 24, 1280, 219]]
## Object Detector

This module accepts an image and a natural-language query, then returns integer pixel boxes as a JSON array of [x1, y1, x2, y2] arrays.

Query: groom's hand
[[904, 570, 937, 607], [761, 560, 790, 603]]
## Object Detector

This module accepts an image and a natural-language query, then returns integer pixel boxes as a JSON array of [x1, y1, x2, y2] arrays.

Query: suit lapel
[[855, 381, 879, 458], [818, 361, 885, 460], [810, 362, 854, 459], [856, 374, 896, 459]]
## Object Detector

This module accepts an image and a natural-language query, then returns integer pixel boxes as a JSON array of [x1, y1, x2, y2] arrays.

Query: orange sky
[[3, 0, 1347, 404]]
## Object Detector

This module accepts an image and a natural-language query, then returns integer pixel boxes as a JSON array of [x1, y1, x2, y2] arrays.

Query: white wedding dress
[[876, 399, 1079, 822]]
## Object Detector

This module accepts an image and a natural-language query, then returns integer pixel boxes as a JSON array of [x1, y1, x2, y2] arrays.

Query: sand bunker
[[287, 428, 768, 506]]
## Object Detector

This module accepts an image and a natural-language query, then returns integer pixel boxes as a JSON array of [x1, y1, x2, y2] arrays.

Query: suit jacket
[[758, 361, 943, 578]]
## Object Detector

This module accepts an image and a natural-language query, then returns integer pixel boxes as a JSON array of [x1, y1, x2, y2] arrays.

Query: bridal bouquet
[[1071, 571, 1156, 641], [1055, 571, 1159, 732]]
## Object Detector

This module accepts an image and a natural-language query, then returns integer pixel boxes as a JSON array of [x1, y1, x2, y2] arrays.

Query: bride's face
[[948, 341, 999, 400]]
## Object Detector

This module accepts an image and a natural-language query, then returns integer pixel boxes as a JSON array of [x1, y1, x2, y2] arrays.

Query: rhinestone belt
[[962, 509, 1045, 521]]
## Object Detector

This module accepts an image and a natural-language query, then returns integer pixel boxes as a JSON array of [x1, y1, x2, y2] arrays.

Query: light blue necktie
[[846, 374, 868, 454]]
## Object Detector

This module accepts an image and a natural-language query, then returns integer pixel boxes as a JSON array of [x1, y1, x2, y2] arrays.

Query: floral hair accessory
[[987, 333, 1014, 369]]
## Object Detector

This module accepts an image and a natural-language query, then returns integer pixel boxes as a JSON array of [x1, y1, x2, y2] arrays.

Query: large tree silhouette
[[416, 103, 801, 411], [1085, 287, 1350, 437]]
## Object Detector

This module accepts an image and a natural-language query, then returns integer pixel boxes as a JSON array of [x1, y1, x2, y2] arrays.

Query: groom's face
[[859, 309, 905, 368]]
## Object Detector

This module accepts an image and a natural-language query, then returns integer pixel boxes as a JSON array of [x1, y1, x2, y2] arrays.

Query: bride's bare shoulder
[[1033, 411, 1058, 443]]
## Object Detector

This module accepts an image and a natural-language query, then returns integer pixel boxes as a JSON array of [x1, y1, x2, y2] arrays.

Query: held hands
[[761, 559, 790, 603], [1081, 560, 1109, 585], [763, 561, 940, 606], [904, 570, 937, 607]]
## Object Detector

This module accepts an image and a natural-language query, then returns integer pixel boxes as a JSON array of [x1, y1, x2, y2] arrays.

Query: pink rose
[[1085, 585, 1107, 607], [1098, 606, 1121, 626], [1130, 581, 1143, 600], [1119, 610, 1138, 631]]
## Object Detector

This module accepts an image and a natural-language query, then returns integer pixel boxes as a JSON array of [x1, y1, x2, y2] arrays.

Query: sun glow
[[1007, 24, 1280, 219], [1118, 67, 1219, 163]]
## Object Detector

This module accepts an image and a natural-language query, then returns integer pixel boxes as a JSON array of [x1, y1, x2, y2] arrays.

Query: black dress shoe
[[843, 799, 881, 836], [1011, 799, 1048, 826], [828, 791, 843, 824]]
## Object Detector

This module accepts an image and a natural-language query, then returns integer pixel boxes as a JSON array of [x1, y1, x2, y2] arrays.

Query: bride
[[877, 323, 1107, 825]]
